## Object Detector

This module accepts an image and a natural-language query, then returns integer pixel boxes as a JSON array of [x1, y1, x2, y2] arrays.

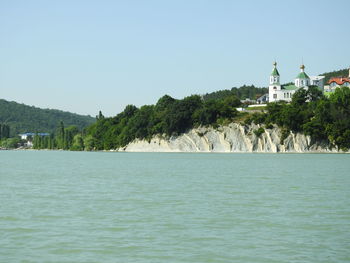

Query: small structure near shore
[[19, 132, 50, 140], [18, 132, 50, 148]]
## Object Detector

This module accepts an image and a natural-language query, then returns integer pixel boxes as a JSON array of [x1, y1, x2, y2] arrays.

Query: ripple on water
[[0, 151, 349, 263]]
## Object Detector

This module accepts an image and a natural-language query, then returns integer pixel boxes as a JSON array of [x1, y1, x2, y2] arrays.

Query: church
[[268, 62, 325, 103]]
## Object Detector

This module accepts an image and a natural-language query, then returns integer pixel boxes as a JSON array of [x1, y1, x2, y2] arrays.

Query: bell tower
[[270, 61, 280, 85], [268, 61, 282, 102], [295, 64, 310, 88]]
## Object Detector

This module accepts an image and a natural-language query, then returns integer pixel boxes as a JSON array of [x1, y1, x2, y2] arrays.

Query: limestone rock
[[119, 123, 340, 153]]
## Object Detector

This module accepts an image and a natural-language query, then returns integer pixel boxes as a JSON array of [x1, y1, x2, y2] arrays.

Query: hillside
[[79, 78, 350, 152], [0, 99, 95, 136], [202, 85, 268, 101]]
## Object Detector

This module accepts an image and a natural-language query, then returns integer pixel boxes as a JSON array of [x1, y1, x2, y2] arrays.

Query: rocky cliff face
[[119, 123, 339, 153]]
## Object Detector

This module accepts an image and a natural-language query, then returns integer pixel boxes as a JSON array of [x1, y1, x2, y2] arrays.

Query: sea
[[0, 150, 349, 263]]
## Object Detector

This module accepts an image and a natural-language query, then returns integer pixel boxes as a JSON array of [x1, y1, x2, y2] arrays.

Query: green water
[[0, 151, 349, 263]]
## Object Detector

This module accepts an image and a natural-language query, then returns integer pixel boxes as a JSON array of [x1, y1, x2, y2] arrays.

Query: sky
[[1, 0, 349, 117]]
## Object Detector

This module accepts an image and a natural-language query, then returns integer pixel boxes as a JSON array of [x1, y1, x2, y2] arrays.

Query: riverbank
[[4, 123, 347, 153]]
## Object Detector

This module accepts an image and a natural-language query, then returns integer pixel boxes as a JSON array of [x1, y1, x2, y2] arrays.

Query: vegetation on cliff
[[83, 94, 241, 150], [31, 94, 242, 150], [84, 86, 350, 151], [29, 86, 350, 152], [246, 86, 350, 151]]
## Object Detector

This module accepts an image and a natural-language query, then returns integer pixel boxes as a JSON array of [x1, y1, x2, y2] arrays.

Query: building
[[324, 69, 350, 92], [240, 98, 256, 104], [268, 62, 324, 103], [310, 76, 325, 88], [19, 132, 50, 140], [257, 93, 269, 104]]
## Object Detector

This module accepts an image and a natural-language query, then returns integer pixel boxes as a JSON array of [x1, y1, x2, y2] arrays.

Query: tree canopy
[[82, 94, 242, 150], [203, 85, 268, 101]]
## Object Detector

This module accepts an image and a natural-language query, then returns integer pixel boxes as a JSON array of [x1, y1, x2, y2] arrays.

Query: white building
[[19, 132, 49, 140], [268, 62, 324, 103], [310, 76, 325, 89]]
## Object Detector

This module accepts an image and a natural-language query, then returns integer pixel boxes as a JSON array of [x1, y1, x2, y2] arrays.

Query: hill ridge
[[0, 98, 95, 136]]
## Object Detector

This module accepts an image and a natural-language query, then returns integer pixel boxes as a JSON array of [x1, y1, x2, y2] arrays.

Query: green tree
[[56, 121, 65, 149], [97, 110, 104, 120], [64, 126, 79, 149], [326, 87, 350, 150], [71, 134, 84, 151], [164, 95, 203, 135], [1, 124, 10, 139], [84, 135, 96, 151], [1, 137, 20, 149], [33, 135, 41, 149]]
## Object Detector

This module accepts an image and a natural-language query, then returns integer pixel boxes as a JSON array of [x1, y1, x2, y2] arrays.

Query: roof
[[310, 75, 325, 81], [271, 67, 280, 76], [19, 133, 36, 136], [257, 93, 269, 101], [282, 84, 298, 90], [257, 93, 268, 99], [328, 77, 350, 85], [19, 132, 50, 136], [296, 72, 309, 79]]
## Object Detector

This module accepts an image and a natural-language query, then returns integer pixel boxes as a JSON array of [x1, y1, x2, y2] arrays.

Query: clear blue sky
[[1, 0, 349, 116]]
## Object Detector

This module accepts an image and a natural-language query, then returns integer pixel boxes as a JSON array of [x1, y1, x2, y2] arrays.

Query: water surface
[[0, 151, 349, 262]]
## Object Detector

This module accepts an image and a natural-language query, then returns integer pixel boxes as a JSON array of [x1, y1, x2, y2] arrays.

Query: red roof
[[328, 77, 350, 85]]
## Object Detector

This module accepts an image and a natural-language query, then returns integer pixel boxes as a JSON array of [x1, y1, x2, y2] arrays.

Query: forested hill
[[203, 85, 268, 101], [0, 99, 95, 136]]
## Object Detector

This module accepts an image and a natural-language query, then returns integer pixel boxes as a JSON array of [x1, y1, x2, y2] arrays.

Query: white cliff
[[119, 123, 339, 153]]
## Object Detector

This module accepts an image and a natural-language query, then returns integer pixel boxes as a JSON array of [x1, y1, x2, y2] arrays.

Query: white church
[[268, 62, 325, 103]]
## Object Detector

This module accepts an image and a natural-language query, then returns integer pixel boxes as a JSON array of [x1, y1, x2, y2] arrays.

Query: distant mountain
[[0, 99, 95, 136]]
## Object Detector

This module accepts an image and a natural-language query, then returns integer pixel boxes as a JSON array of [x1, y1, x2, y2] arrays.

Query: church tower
[[270, 61, 280, 85], [269, 62, 282, 102], [295, 64, 310, 88]]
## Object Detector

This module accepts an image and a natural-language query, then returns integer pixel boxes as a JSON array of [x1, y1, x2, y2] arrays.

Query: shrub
[[280, 128, 290, 145], [253, 127, 265, 137], [265, 123, 274, 129]]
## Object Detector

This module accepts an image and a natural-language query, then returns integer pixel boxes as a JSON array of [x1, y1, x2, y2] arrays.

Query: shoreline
[[2, 123, 349, 154], [2, 148, 348, 154]]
